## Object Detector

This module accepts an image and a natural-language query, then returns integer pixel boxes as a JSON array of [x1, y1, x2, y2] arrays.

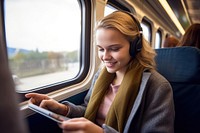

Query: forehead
[[96, 28, 127, 45]]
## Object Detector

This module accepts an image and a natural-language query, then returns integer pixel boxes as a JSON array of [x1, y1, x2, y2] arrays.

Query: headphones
[[123, 11, 143, 58]]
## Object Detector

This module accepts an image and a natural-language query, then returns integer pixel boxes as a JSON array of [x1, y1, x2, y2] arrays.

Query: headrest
[[155, 46, 200, 83]]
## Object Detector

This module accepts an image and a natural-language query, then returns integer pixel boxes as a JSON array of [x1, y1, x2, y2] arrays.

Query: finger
[[39, 99, 53, 109], [66, 117, 87, 122], [60, 118, 88, 130], [26, 93, 49, 100], [28, 98, 36, 104], [61, 122, 83, 130], [25, 93, 38, 98], [39, 99, 60, 113], [26, 93, 50, 105]]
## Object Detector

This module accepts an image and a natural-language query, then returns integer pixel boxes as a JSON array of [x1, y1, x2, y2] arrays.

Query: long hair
[[178, 23, 200, 49], [95, 11, 156, 70]]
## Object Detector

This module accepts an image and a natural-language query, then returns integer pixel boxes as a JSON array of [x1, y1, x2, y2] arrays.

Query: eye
[[110, 47, 120, 52], [98, 48, 104, 52]]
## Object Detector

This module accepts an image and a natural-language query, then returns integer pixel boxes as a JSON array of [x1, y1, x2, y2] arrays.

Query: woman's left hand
[[59, 117, 104, 133]]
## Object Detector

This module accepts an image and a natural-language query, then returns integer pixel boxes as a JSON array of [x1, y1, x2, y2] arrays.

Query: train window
[[141, 19, 152, 44], [104, 4, 117, 16], [4, 0, 81, 92], [155, 29, 162, 48]]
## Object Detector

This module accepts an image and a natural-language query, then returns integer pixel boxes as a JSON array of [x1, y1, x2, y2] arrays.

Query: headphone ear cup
[[136, 36, 142, 51], [129, 36, 142, 58]]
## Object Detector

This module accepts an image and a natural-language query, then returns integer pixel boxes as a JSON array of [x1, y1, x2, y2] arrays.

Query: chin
[[106, 68, 116, 73]]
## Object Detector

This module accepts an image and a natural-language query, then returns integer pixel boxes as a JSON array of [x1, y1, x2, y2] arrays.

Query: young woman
[[177, 23, 200, 49], [26, 11, 175, 133]]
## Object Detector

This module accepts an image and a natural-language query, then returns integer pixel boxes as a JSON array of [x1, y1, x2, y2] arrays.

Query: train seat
[[155, 46, 200, 133]]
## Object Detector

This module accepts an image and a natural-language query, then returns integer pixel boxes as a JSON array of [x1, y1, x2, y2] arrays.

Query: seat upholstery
[[155, 46, 200, 133]]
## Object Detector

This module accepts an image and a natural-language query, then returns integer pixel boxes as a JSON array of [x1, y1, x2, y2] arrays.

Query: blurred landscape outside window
[[4, 0, 81, 91]]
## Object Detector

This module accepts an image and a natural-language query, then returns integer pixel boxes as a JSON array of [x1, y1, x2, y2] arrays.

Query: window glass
[[104, 4, 117, 16], [141, 22, 151, 43], [155, 30, 162, 48], [4, 0, 81, 91]]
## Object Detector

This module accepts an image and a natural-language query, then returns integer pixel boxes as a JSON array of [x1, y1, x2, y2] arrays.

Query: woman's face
[[96, 28, 132, 74]]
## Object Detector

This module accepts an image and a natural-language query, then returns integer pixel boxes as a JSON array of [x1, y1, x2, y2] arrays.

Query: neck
[[112, 72, 124, 85], [113, 64, 129, 85]]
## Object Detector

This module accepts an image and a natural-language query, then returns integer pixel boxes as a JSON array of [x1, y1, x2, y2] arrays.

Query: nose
[[102, 51, 112, 60]]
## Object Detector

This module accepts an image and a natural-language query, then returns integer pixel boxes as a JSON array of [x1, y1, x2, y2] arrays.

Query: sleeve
[[102, 124, 119, 133], [62, 70, 101, 118]]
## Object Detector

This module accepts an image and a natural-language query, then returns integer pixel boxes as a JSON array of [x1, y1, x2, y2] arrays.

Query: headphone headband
[[122, 11, 143, 58], [124, 11, 143, 32]]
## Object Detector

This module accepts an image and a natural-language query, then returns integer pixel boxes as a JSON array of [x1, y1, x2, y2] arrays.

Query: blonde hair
[[95, 11, 156, 70]]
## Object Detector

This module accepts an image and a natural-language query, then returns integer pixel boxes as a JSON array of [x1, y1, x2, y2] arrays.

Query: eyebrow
[[96, 44, 121, 48]]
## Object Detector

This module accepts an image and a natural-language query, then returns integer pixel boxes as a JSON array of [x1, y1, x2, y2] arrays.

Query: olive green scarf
[[84, 61, 145, 132]]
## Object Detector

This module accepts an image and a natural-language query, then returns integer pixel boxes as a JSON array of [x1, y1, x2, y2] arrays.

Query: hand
[[25, 93, 68, 116], [59, 117, 104, 133], [25, 93, 50, 105]]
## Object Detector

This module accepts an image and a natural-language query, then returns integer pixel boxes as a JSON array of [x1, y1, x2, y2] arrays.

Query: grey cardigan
[[63, 70, 175, 133]]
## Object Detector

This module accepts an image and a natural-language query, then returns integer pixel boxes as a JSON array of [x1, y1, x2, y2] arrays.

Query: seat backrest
[[155, 46, 200, 133]]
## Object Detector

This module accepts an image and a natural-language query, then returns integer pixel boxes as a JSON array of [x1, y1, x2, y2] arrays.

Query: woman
[[177, 23, 200, 49], [26, 11, 175, 133]]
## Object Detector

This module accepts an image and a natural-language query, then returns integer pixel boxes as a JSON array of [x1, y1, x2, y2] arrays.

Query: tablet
[[28, 103, 70, 124]]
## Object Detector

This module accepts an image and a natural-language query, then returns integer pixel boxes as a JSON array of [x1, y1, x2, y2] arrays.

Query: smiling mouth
[[104, 62, 117, 67]]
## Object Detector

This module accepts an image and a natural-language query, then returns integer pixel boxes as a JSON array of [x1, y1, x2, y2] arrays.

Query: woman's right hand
[[25, 93, 69, 116], [25, 93, 50, 105]]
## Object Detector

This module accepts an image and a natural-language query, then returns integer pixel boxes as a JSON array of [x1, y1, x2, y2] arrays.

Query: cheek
[[119, 56, 129, 61], [98, 51, 103, 59], [115, 51, 130, 60]]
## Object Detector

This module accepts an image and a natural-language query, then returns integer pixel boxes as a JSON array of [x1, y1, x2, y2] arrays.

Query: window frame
[[1, 0, 92, 101], [107, 0, 132, 12], [155, 28, 162, 48], [141, 17, 152, 45]]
